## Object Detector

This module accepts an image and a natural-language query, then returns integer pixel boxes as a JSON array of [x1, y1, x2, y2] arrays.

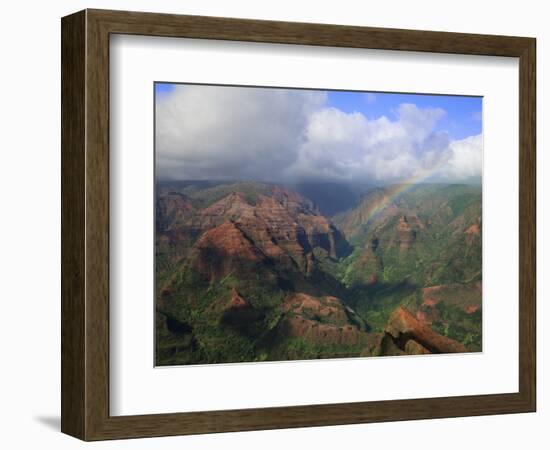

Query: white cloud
[[156, 85, 482, 184], [156, 85, 325, 180], [286, 103, 453, 182], [442, 134, 483, 180]]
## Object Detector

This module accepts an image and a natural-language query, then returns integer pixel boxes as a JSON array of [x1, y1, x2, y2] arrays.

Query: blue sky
[[156, 82, 175, 95], [155, 83, 482, 183], [327, 91, 482, 140]]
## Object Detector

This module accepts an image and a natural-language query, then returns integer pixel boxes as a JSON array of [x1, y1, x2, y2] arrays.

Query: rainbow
[[361, 156, 452, 224]]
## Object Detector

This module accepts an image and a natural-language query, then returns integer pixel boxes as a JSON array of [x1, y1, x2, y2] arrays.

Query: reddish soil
[[395, 215, 418, 251], [195, 221, 262, 261], [465, 222, 481, 236], [284, 316, 365, 346], [192, 189, 344, 274], [422, 298, 439, 307], [228, 288, 249, 309], [421, 283, 481, 315], [282, 293, 368, 345], [386, 307, 467, 354], [284, 293, 348, 324]]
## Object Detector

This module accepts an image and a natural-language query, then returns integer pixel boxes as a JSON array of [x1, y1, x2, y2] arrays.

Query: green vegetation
[[431, 303, 482, 352], [155, 182, 482, 365], [346, 282, 420, 332], [159, 180, 273, 209]]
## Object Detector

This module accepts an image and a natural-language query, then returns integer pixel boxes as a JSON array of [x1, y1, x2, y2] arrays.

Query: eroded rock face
[[280, 293, 368, 346], [166, 187, 349, 277], [464, 218, 481, 244], [195, 221, 262, 260], [192, 221, 264, 282], [270, 185, 318, 215], [283, 316, 366, 346], [283, 293, 350, 326], [253, 194, 311, 271], [465, 222, 480, 236], [395, 215, 417, 251], [200, 192, 256, 227], [156, 192, 194, 231], [384, 306, 467, 354]]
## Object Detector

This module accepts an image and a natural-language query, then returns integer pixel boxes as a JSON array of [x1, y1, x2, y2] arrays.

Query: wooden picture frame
[[61, 9, 536, 441]]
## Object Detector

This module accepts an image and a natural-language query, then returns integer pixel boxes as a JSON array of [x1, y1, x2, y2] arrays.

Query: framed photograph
[[61, 9, 536, 440]]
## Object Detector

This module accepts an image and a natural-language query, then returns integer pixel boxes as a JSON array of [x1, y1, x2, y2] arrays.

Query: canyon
[[155, 181, 482, 365]]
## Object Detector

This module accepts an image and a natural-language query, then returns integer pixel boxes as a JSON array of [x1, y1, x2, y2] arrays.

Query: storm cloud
[[155, 84, 482, 183]]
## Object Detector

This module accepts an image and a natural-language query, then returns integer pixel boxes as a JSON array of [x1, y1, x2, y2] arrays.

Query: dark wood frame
[[61, 8, 536, 441]]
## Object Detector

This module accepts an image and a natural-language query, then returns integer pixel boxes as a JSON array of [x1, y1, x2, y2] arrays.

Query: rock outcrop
[[383, 306, 467, 354], [394, 215, 423, 251], [156, 192, 194, 231], [192, 221, 264, 282], [280, 293, 368, 346], [464, 218, 482, 244], [166, 187, 349, 278], [155, 182, 482, 366]]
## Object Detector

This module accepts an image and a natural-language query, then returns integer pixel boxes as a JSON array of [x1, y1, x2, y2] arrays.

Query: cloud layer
[[156, 85, 482, 184]]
